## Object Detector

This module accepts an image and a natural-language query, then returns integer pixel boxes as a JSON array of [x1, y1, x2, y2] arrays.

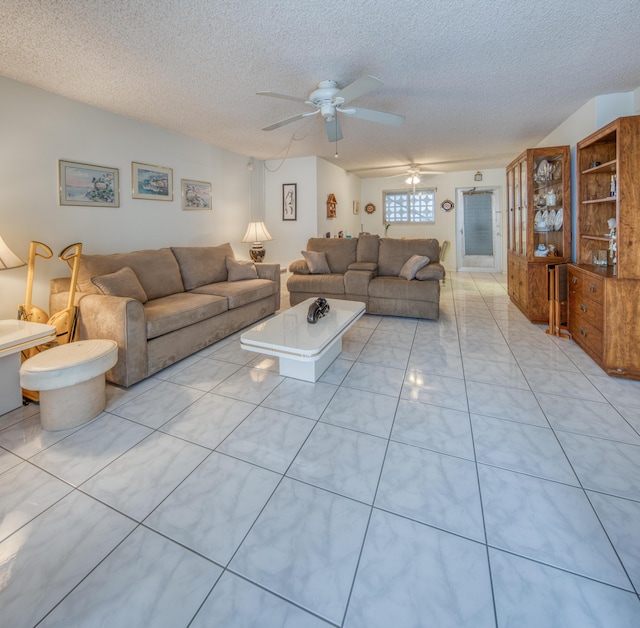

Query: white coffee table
[[241, 298, 365, 382], [0, 320, 56, 415]]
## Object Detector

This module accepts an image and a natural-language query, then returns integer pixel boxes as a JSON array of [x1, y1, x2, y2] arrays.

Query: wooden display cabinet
[[507, 146, 571, 322], [569, 115, 640, 379]]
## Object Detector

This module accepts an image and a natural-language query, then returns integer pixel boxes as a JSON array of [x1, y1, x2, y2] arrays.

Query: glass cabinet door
[[507, 167, 515, 252], [520, 157, 528, 256], [533, 153, 565, 258], [514, 162, 522, 253]]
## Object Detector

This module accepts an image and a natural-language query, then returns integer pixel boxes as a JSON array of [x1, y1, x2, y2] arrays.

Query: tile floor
[[1, 272, 640, 627]]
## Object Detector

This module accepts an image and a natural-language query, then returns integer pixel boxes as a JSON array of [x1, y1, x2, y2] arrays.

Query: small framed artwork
[[132, 162, 173, 201], [283, 183, 297, 220], [353, 200, 360, 215], [59, 160, 120, 207], [181, 179, 212, 210]]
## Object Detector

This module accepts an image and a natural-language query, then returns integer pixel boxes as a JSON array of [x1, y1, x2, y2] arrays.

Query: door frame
[[455, 186, 502, 273]]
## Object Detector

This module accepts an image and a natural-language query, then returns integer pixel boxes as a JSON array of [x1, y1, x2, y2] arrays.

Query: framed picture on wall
[[181, 179, 212, 210], [283, 183, 297, 220], [58, 160, 120, 207], [132, 162, 173, 201], [353, 200, 360, 215]]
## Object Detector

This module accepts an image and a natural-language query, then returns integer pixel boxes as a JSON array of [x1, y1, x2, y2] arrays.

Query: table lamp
[[242, 221, 273, 262]]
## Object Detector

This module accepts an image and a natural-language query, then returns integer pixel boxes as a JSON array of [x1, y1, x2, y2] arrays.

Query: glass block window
[[383, 189, 435, 224]]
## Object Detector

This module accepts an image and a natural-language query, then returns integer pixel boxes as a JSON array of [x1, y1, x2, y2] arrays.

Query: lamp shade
[[242, 221, 273, 244], [0, 234, 26, 270]]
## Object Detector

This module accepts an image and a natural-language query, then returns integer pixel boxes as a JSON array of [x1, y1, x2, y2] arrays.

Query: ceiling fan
[[257, 75, 404, 142], [385, 164, 445, 192]]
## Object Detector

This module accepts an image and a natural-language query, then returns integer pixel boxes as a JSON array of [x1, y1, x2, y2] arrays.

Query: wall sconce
[[474, 171, 483, 182]]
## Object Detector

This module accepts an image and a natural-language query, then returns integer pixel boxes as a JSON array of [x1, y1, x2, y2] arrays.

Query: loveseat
[[287, 236, 444, 319], [49, 243, 280, 387]]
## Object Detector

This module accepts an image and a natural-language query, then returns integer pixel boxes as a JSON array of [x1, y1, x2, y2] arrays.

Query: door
[[456, 186, 502, 272]]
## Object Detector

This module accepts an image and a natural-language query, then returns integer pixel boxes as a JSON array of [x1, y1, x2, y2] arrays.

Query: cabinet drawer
[[568, 269, 604, 301], [568, 291, 604, 330], [569, 312, 604, 359]]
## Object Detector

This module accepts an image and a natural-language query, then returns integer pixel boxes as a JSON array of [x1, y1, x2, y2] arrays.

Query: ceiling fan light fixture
[[405, 174, 420, 185]]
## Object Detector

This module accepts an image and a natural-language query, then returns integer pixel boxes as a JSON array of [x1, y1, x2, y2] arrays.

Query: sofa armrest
[[288, 259, 310, 275], [348, 261, 378, 274], [75, 293, 148, 387], [255, 262, 280, 282], [415, 262, 445, 281]]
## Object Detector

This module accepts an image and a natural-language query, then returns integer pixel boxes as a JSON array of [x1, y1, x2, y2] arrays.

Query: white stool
[[20, 339, 118, 431]]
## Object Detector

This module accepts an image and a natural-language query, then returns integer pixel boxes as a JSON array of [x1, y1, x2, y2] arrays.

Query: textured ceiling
[[1, 1, 639, 176]]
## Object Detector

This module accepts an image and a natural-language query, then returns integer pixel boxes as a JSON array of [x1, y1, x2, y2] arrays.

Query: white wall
[[263, 156, 318, 269], [0, 77, 253, 319], [316, 158, 362, 239], [360, 168, 506, 272]]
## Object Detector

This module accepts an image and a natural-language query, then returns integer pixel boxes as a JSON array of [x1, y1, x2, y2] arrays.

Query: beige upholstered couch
[[287, 236, 444, 319], [49, 244, 280, 387]]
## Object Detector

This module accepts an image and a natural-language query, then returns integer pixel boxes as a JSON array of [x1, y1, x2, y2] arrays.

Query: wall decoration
[[327, 193, 337, 218], [181, 179, 212, 210], [132, 162, 173, 201], [283, 183, 297, 220], [364, 202, 376, 214], [353, 201, 360, 215], [58, 160, 119, 207], [440, 199, 455, 212]]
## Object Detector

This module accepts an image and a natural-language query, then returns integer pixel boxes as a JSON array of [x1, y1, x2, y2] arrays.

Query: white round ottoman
[[20, 339, 118, 431]]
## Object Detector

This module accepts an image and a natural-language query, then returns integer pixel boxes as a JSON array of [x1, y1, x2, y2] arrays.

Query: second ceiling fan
[[258, 75, 404, 142]]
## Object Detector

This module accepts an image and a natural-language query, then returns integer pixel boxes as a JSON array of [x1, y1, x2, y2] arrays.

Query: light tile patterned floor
[[1, 272, 640, 627]]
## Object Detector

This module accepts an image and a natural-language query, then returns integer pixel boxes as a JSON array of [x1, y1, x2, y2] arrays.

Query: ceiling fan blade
[[256, 90, 308, 104], [325, 117, 343, 142], [335, 75, 382, 104], [343, 107, 405, 126], [262, 112, 309, 131]]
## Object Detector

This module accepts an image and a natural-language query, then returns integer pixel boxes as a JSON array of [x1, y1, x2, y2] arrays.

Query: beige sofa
[[287, 236, 444, 319], [49, 243, 280, 387]]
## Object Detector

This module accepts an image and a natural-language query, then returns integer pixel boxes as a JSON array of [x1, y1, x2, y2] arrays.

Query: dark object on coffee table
[[307, 298, 330, 324]]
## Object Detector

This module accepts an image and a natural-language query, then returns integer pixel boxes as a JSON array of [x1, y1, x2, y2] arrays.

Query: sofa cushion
[[192, 278, 276, 309], [302, 250, 331, 274], [307, 238, 357, 273], [79, 248, 184, 300], [377, 238, 440, 276], [356, 234, 380, 263], [399, 254, 431, 280], [348, 261, 378, 272], [286, 273, 346, 296], [91, 266, 149, 303], [369, 276, 440, 302], [171, 243, 235, 290], [226, 257, 258, 281], [144, 292, 228, 339], [416, 262, 446, 281]]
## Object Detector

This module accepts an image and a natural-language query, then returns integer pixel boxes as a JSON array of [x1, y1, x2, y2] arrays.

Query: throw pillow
[[301, 250, 331, 274], [91, 266, 148, 303], [398, 254, 431, 280], [226, 257, 259, 281]]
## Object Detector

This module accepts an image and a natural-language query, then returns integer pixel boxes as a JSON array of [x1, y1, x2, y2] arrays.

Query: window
[[383, 189, 435, 224]]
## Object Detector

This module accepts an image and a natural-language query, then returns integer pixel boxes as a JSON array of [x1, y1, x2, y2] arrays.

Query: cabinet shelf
[[582, 197, 616, 204], [581, 235, 611, 242], [581, 159, 617, 175]]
